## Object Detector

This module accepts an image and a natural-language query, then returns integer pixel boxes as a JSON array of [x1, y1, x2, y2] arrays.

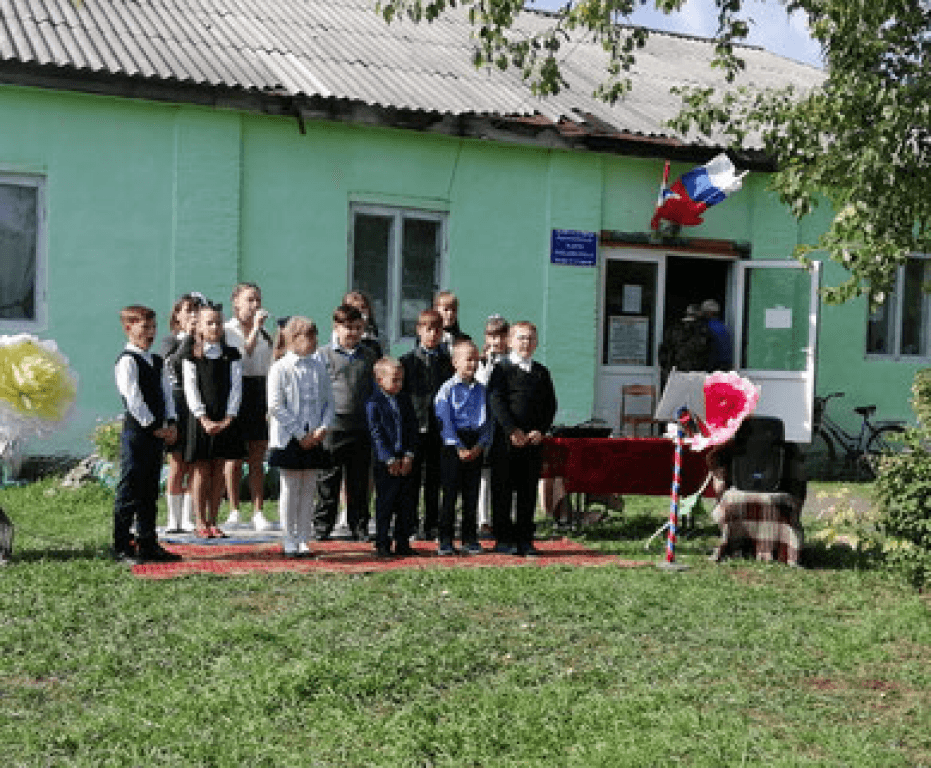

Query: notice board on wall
[[607, 315, 649, 365], [550, 229, 597, 266]]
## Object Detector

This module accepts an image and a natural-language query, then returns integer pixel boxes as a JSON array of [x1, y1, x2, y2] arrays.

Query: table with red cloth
[[711, 489, 804, 566], [540, 437, 713, 498]]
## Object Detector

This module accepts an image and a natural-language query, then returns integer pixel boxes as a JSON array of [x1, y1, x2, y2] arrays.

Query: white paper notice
[[765, 306, 792, 329], [622, 285, 642, 314]]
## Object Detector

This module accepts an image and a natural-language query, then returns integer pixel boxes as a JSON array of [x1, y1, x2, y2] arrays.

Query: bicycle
[[806, 392, 907, 480]]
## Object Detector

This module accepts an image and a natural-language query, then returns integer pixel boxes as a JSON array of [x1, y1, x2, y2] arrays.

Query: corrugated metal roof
[[0, 0, 823, 146]]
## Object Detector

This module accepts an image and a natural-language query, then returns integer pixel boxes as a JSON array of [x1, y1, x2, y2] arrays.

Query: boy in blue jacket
[[366, 357, 420, 557]]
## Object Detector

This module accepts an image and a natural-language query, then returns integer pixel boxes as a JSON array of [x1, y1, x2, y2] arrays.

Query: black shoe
[[353, 526, 372, 543], [374, 544, 393, 558], [137, 543, 182, 563], [394, 544, 416, 557], [315, 528, 333, 542], [493, 543, 518, 555], [424, 527, 438, 542], [112, 547, 140, 565], [517, 543, 541, 558]]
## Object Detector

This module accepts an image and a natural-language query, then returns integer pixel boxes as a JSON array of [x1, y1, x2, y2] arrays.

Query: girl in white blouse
[[223, 282, 275, 531], [267, 316, 335, 556]]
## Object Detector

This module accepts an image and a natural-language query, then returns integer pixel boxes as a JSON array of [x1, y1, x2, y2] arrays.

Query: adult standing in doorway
[[701, 299, 734, 372], [658, 304, 712, 390]]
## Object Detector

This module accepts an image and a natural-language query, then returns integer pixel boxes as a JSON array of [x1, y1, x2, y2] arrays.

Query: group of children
[[112, 287, 557, 563]]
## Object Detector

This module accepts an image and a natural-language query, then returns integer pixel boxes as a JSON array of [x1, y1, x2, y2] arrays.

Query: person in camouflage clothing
[[658, 304, 712, 390]]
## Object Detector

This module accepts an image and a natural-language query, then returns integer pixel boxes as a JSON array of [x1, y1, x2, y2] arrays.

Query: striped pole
[[667, 417, 685, 563]]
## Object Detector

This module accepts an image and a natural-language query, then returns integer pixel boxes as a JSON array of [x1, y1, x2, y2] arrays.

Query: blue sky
[[532, 0, 824, 68]]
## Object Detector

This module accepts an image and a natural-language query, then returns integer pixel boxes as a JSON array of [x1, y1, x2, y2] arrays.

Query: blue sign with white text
[[550, 229, 597, 266]]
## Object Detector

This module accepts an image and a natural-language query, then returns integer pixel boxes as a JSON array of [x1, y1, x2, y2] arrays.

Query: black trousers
[[373, 463, 417, 549], [314, 429, 371, 535], [411, 427, 442, 532], [438, 446, 483, 545], [113, 426, 164, 552], [490, 442, 542, 547]]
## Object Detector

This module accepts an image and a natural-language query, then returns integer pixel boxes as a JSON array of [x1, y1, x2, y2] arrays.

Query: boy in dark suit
[[487, 321, 558, 556], [401, 309, 454, 540], [113, 305, 181, 564], [366, 357, 419, 557]]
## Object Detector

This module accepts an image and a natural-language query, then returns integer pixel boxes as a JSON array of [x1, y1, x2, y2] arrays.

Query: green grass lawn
[[1, 479, 928, 766]]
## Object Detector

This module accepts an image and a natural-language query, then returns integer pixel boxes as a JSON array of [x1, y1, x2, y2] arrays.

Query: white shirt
[[114, 343, 176, 427], [476, 352, 502, 386], [267, 350, 335, 449], [182, 342, 243, 419], [224, 317, 273, 377], [509, 351, 533, 373]]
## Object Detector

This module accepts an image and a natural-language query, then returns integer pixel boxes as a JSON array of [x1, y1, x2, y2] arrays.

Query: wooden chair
[[620, 384, 658, 437]]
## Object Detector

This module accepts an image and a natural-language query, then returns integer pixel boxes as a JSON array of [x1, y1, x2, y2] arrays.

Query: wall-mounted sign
[[608, 315, 649, 365], [622, 284, 642, 314], [550, 229, 597, 266], [765, 306, 793, 329]]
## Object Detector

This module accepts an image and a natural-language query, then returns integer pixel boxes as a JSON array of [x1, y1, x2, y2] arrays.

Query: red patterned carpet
[[132, 538, 652, 579]]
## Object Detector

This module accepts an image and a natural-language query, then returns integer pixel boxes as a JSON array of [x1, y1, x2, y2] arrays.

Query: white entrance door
[[594, 251, 664, 433], [733, 260, 821, 442]]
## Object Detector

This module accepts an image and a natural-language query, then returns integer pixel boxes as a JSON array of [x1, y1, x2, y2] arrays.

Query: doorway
[[663, 255, 730, 330], [594, 247, 820, 441]]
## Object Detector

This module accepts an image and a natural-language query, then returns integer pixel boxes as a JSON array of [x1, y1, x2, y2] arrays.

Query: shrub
[[91, 418, 122, 463], [873, 369, 931, 588]]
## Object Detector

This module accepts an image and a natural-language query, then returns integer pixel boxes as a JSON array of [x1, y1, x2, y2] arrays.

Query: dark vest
[[187, 344, 240, 421], [118, 350, 166, 433]]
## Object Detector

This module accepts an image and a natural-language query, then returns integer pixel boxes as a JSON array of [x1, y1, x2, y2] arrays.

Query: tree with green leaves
[[377, 0, 930, 303]]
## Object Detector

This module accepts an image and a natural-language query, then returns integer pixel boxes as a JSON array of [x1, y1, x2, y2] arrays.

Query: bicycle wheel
[[805, 427, 837, 480], [859, 425, 908, 479]]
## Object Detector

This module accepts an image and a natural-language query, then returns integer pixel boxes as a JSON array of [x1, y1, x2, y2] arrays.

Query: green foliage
[[90, 417, 122, 463], [873, 370, 931, 588], [376, 0, 930, 303], [912, 368, 931, 430], [810, 486, 884, 557], [661, 0, 931, 303]]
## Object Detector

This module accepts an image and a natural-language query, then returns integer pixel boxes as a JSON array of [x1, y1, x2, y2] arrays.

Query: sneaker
[[253, 511, 274, 532], [352, 525, 372, 543], [437, 542, 456, 556], [297, 542, 314, 558], [493, 543, 518, 555], [462, 542, 484, 555], [223, 508, 241, 528], [282, 537, 298, 557]]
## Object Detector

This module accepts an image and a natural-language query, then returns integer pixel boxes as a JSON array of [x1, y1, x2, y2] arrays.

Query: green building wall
[[0, 84, 920, 455]]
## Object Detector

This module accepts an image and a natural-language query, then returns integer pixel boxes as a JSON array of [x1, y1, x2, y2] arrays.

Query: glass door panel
[[601, 260, 658, 367], [741, 266, 812, 371]]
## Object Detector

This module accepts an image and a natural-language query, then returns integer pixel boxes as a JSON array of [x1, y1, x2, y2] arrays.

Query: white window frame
[[0, 172, 47, 333], [348, 203, 448, 348], [866, 254, 931, 360]]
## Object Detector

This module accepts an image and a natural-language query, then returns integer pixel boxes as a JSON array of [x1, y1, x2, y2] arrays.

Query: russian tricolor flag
[[650, 154, 747, 230]]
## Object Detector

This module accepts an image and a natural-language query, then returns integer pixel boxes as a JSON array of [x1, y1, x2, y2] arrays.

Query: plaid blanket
[[712, 489, 803, 566]]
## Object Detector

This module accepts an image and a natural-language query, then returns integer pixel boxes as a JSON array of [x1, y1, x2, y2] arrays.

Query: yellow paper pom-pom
[[0, 335, 78, 439]]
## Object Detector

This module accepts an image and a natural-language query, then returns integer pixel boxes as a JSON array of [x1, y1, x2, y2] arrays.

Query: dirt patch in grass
[[802, 484, 877, 524]]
